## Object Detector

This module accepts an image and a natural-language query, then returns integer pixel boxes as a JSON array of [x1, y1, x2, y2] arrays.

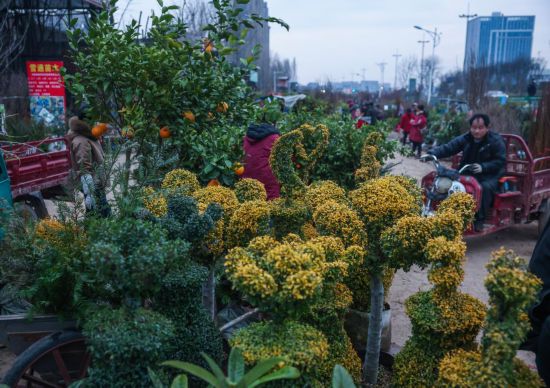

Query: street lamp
[[413, 25, 442, 104]]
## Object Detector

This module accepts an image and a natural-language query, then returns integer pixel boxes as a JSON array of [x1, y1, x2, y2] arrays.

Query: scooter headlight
[[434, 177, 452, 194]]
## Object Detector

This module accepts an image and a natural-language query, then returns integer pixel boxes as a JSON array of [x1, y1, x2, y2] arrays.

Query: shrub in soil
[[437, 249, 543, 387], [83, 307, 175, 388]]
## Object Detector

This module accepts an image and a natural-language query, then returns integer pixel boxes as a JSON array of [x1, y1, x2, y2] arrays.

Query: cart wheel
[[13, 202, 38, 223], [1, 330, 89, 388]]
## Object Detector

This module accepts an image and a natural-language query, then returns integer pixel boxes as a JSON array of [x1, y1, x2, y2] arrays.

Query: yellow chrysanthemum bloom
[[192, 186, 239, 222], [438, 192, 477, 229], [35, 218, 64, 245], [142, 186, 168, 217], [350, 175, 420, 241], [304, 180, 347, 212], [161, 168, 200, 196], [313, 200, 367, 248], [226, 200, 271, 248], [234, 178, 267, 203]]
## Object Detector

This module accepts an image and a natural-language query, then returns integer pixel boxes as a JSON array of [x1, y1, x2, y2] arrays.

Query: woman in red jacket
[[397, 108, 414, 145], [409, 106, 427, 158]]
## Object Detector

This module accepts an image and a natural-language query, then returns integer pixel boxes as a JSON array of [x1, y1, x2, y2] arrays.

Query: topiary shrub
[[437, 249, 543, 387], [268, 197, 310, 240], [83, 307, 176, 388], [78, 218, 188, 308], [226, 200, 271, 248], [392, 237, 486, 387], [141, 186, 168, 217], [154, 261, 224, 386], [230, 320, 329, 387], [161, 168, 200, 197], [234, 178, 267, 202]]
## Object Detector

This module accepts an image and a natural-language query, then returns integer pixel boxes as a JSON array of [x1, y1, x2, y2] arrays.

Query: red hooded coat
[[242, 123, 281, 200]]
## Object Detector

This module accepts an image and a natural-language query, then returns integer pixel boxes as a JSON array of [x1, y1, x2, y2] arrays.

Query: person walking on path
[[66, 115, 111, 217], [397, 108, 414, 145], [409, 105, 427, 157]]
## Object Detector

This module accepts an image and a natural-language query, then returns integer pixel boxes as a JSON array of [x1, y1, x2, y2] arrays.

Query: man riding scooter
[[422, 113, 506, 232]]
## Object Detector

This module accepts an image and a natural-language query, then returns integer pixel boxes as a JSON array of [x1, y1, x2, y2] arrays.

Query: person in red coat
[[241, 122, 281, 200], [397, 108, 414, 145], [409, 105, 427, 158]]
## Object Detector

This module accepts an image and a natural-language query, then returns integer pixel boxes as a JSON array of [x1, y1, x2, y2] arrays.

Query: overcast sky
[[118, 0, 550, 86]]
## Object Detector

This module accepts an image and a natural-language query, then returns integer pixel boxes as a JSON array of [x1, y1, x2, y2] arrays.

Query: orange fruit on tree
[[159, 126, 171, 139], [234, 163, 245, 176], [207, 179, 220, 187], [207, 112, 214, 120], [91, 123, 108, 138], [216, 101, 229, 113], [204, 39, 214, 53], [183, 111, 196, 123]]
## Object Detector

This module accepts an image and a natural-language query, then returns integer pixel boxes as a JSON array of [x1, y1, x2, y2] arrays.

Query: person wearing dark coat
[[526, 218, 550, 386], [241, 123, 281, 200], [427, 113, 506, 231]]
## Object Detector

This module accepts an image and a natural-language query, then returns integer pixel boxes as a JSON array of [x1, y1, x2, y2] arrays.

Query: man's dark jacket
[[429, 131, 506, 182]]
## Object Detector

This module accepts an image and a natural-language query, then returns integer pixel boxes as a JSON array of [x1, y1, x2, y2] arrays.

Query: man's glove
[[81, 174, 96, 211], [471, 163, 483, 174]]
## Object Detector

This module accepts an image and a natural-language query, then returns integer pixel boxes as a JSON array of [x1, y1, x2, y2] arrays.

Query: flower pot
[[344, 303, 392, 355]]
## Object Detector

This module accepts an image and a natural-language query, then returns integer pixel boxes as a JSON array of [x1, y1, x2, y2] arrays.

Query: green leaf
[[227, 347, 245, 383], [242, 357, 284, 384], [170, 374, 189, 388], [248, 366, 300, 387], [162, 361, 220, 387], [332, 365, 356, 388], [148, 367, 165, 388], [236, 0, 249, 3], [200, 352, 226, 382]]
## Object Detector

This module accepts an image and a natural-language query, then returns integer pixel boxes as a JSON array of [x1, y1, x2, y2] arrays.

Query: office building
[[464, 12, 534, 69]]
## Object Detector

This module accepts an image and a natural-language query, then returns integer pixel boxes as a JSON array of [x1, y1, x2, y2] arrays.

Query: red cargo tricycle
[[421, 134, 550, 236]]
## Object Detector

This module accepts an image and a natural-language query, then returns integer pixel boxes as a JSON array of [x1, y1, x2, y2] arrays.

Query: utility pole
[[376, 62, 387, 98], [460, 2, 478, 71], [361, 67, 366, 81], [418, 39, 429, 96], [392, 51, 402, 90]]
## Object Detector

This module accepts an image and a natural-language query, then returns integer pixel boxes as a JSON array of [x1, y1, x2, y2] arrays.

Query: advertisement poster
[[0, 104, 5, 135], [26, 61, 66, 127]]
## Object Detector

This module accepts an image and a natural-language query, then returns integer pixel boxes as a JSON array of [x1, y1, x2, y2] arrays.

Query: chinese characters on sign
[[26, 61, 66, 127]]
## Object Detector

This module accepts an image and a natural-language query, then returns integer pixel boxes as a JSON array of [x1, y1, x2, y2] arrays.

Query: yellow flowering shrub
[[301, 222, 318, 240], [230, 320, 329, 387], [437, 249, 543, 387], [192, 186, 239, 222], [393, 236, 486, 387], [269, 197, 310, 240], [234, 178, 267, 203], [354, 145, 381, 185], [226, 200, 271, 248], [225, 237, 349, 320], [350, 175, 420, 248], [437, 192, 477, 229], [313, 200, 367, 248], [141, 186, 168, 217], [161, 168, 200, 196], [304, 180, 347, 212], [269, 130, 308, 198], [35, 218, 64, 245]]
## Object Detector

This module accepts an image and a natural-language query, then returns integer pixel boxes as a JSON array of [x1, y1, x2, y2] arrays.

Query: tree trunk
[[362, 273, 384, 384], [202, 267, 217, 320]]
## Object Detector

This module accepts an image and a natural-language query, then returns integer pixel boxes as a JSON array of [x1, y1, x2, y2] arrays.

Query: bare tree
[[0, 0, 29, 75], [175, 0, 215, 41], [398, 55, 419, 92]]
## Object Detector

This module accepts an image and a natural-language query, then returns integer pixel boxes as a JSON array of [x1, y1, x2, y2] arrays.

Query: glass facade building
[[464, 12, 534, 69]]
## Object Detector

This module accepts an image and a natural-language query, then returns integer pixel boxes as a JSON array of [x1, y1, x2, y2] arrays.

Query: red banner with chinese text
[[26, 61, 66, 126], [26, 61, 65, 97]]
